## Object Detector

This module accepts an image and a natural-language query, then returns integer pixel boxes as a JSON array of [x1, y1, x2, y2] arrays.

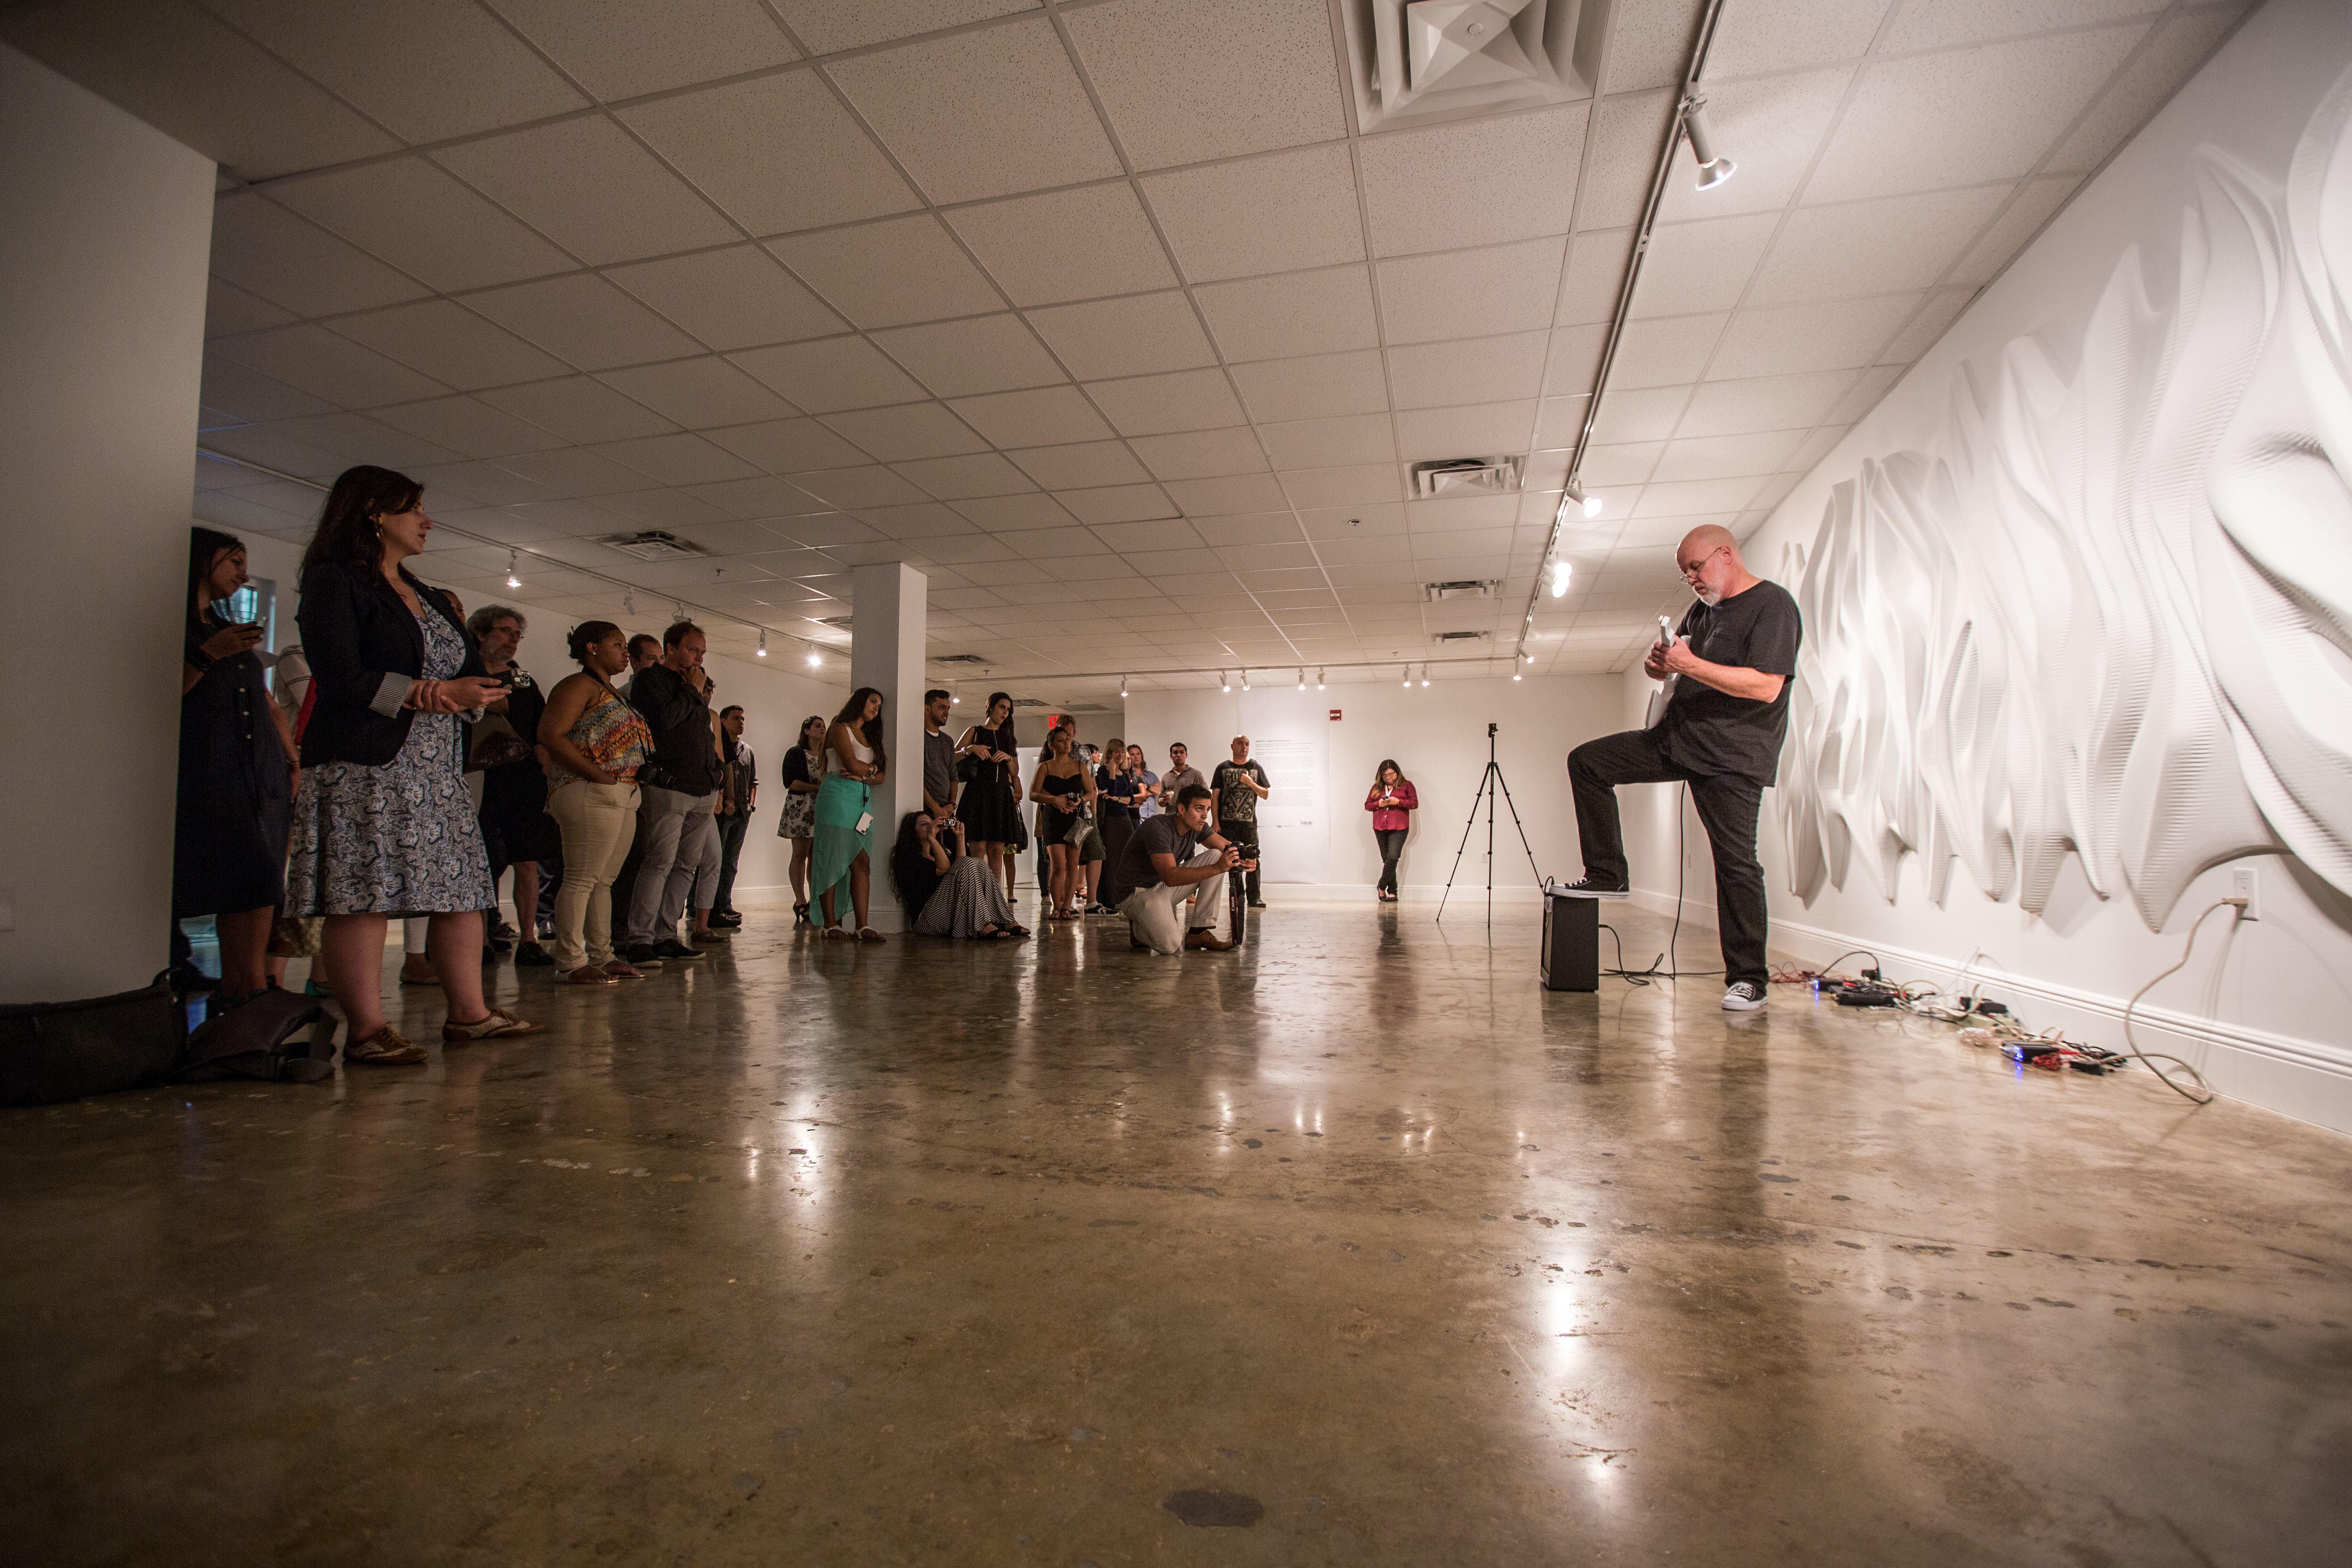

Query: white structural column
[[849, 563, 929, 929], [0, 47, 213, 1003]]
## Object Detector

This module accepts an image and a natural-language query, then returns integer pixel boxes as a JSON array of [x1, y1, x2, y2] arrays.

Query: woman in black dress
[[177, 527, 300, 1003], [956, 691, 1022, 898], [1027, 726, 1098, 920]]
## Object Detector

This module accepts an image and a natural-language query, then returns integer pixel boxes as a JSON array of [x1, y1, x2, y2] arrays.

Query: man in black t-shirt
[[1210, 735, 1271, 908], [1562, 526, 1802, 1012]]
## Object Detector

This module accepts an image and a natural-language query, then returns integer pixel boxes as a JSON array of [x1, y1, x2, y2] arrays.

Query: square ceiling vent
[[1340, 0, 1612, 132], [1412, 456, 1522, 499], [595, 530, 706, 561]]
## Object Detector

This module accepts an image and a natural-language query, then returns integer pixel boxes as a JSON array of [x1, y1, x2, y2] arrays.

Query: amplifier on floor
[[1539, 887, 1599, 992]]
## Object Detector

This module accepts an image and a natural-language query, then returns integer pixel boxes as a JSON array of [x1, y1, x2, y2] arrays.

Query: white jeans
[[1119, 847, 1227, 955]]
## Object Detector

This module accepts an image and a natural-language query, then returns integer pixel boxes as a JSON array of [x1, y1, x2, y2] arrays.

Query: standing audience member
[[1097, 740, 1142, 875], [888, 812, 1027, 940], [621, 635, 660, 688], [1028, 728, 1097, 919], [537, 622, 652, 985], [775, 715, 826, 926], [1365, 760, 1417, 902], [466, 604, 557, 967], [1159, 742, 1205, 812], [920, 688, 959, 820], [955, 693, 1022, 900], [284, 465, 540, 1062], [1101, 783, 1251, 955], [603, 631, 666, 944], [710, 704, 755, 928], [1211, 735, 1272, 909], [1129, 745, 1160, 820], [811, 688, 889, 941], [176, 527, 298, 1004], [621, 622, 718, 968]]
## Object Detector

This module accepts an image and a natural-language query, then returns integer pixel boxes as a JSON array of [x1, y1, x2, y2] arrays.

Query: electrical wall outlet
[[2228, 864, 2261, 921]]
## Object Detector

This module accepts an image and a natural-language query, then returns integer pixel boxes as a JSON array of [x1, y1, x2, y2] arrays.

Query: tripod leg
[[1489, 766, 1544, 886], [1434, 764, 1495, 923]]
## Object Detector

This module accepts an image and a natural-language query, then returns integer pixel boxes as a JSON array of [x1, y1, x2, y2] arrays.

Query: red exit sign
[[1328, 708, 1342, 721]]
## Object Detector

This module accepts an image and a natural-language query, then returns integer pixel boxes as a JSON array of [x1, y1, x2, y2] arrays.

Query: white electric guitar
[[1645, 614, 1679, 728]]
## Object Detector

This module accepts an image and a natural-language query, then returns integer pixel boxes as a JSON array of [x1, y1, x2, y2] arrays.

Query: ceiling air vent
[[817, 615, 852, 628], [1434, 630, 1492, 643], [1009, 697, 1050, 709], [934, 654, 987, 664], [595, 530, 706, 561], [1412, 456, 1522, 499], [1341, 0, 1613, 133], [1423, 579, 1501, 601]]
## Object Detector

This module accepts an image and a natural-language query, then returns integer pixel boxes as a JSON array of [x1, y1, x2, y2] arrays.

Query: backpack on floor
[[0, 979, 183, 1106], [171, 989, 338, 1084]]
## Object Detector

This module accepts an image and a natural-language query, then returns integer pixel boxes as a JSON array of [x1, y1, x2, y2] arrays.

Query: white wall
[[1124, 674, 1624, 894], [0, 45, 213, 1003], [1663, 0, 2352, 1132]]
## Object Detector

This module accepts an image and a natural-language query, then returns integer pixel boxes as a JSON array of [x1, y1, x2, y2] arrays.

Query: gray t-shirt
[[1160, 764, 1206, 808], [922, 726, 956, 805], [1101, 814, 1207, 908]]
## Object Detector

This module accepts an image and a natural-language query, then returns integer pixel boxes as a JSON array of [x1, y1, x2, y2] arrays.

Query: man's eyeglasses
[[1678, 545, 1726, 579]]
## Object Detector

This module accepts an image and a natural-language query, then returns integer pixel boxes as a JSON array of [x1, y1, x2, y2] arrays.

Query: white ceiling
[[4, 0, 2254, 702]]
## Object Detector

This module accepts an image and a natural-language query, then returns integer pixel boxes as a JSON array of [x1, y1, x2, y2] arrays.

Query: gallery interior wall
[[1618, 0, 2352, 1132], [0, 44, 214, 1004]]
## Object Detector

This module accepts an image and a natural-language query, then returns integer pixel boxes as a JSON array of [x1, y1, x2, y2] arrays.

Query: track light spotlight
[[1119, 675, 1128, 697], [1219, 670, 1230, 691], [505, 550, 520, 589], [1550, 559, 1572, 598], [1563, 480, 1603, 520], [1686, 101, 1736, 189], [756, 630, 767, 657], [623, 593, 635, 617], [1401, 666, 1411, 688], [806, 649, 821, 667], [1316, 668, 1326, 689], [1296, 668, 1305, 690], [1241, 670, 1251, 690], [1420, 667, 1430, 687]]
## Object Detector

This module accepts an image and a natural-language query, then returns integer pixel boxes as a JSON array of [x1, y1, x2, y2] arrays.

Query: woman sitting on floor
[[888, 811, 1028, 940]]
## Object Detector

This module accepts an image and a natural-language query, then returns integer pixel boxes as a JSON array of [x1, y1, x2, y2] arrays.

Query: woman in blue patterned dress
[[285, 466, 542, 1065]]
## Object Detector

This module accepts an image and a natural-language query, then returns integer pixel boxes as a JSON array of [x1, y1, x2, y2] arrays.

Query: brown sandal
[[345, 1024, 427, 1065], [442, 1008, 545, 1043]]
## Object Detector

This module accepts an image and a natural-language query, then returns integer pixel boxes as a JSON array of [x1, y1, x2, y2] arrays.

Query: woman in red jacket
[[1364, 760, 1417, 902]]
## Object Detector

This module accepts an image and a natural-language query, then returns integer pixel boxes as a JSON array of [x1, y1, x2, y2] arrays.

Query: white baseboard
[[1624, 886, 2352, 1137]]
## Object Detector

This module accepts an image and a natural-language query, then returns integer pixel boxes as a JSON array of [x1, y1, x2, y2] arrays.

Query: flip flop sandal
[[441, 1008, 546, 1043], [822, 926, 854, 941], [601, 961, 646, 980], [856, 927, 886, 942]]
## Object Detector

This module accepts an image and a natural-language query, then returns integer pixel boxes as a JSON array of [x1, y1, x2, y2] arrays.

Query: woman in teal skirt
[[812, 687, 889, 941]]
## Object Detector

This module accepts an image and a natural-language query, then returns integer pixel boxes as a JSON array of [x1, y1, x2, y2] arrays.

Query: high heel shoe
[[793, 902, 811, 927]]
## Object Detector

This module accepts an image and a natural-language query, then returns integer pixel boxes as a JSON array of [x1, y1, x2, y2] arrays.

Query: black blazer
[[295, 561, 483, 768]]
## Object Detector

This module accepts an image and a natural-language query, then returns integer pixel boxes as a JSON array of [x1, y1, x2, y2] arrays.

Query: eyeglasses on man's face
[[1678, 545, 1727, 579]]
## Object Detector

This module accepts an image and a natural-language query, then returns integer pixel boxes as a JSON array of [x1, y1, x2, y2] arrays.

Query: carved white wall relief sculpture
[[1779, 64, 2352, 933]]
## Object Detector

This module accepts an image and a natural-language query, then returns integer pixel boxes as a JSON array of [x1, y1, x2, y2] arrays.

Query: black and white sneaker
[[1721, 981, 1768, 1011], [1555, 876, 1630, 898]]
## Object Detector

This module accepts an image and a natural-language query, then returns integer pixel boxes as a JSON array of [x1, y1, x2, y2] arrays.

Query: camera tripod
[[1436, 722, 1544, 929]]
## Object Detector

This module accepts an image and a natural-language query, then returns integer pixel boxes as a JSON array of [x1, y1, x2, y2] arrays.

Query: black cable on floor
[[1599, 784, 1725, 985]]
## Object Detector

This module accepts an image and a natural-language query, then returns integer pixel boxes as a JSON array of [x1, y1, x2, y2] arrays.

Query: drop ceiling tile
[[1378, 237, 1566, 345], [952, 493, 1083, 531], [590, 432, 763, 486], [704, 417, 869, 473], [1094, 518, 1209, 552], [946, 184, 1178, 307], [434, 118, 742, 272], [404, 459, 561, 508], [1876, 286, 1979, 363], [601, 247, 845, 354], [871, 315, 1067, 398], [1752, 186, 2010, 306], [1280, 464, 1402, 509], [200, 355, 335, 423], [1541, 323, 1611, 398], [1165, 472, 1288, 517], [1082, 368, 1249, 436], [327, 300, 571, 391], [949, 388, 1115, 450], [900, 452, 1043, 500], [817, 403, 989, 462], [1581, 90, 1677, 231], [479, 375, 679, 443], [1580, 442, 1664, 487], [200, 421, 350, 481], [1007, 440, 1151, 490], [1886, 0, 2164, 53], [1028, 292, 1218, 381], [826, 17, 1119, 203], [683, 474, 834, 519], [1257, 414, 1396, 470], [789, 466, 933, 510], [775, 514, 887, 549], [1129, 428, 1270, 483], [372, 395, 568, 459], [1650, 429, 1806, 483], [1660, 72, 1854, 223], [1806, 27, 2145, 205], [461, 274, 705, 370], [1673, 370, 1859, 438], [208, 194, 429, 318], [1634, 476, 1767, 517], [773, 0, 1038, 53], [597, 358, 798, 430], [1588, 384, 1692, 443], [593, 486, 735, 529], [1609, 314, 1728, 390], [1706, 0, 1889, 76], [203, 278, 298, 339], [1385, 332, 1550, 411], [1063, 0, 1346, 170], [1632, 213, 1780, 318], [210, 324, 451, 408], [1002, 525, 1111, 560], [768, 215, 1006, 328], [1227, 351, 1388, 423], [1555, 227, 1633, 327], [1195, 266, 1380, 363], [620, 73, 920, 236], [2046, 9, 2237, 174], [0, 0, 401, 181], [494, 445, 660, 497], [206, 0, 586, 142], [1394, 402, 1536, 462], [730, 336, 927, 412], [1781, 424, 1853, 474], [1140, 144, 1365, 284], [1360, 103, 1587, 258], [1948, 176, 2080, 285], [1826, 365, 1902, 423], [1054, 485, 1180, 525], [1711, 295, 1919, 379], [1533, 393, 1592, 446], [858, 502, 979, 540], [1190, 513, 1305, 548], [487, 0, 801, 100], [275, 412, 464, 472], [274, 158, 582, 296]]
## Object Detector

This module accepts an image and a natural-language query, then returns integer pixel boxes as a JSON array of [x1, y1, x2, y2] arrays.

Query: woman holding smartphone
[[1364, 760, 1418, 902], [774, 714, 827, 926], [284, 465, 541, 1063], [1027, 726, 1098, 920], [537, 620, 653, 986], [811, 687, 889, 941], [955, 691, 1021, 898]]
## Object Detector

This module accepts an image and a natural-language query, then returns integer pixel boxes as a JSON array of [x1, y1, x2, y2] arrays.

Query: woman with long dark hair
[[956, 691, 1022, 898], [537, 621, 652, 986], [284, 465, 541, 1063], [176, 527, 299, 1002], [888, 811, 1027, 939], [811, 686, 888, 941], [774, 714, 826, 926], [1365, 759, 1418, 902], [1027, 726, 1098, 920]]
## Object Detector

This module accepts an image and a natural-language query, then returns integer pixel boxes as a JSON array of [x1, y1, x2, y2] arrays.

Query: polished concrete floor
[[3, 897, 2348, 1566]]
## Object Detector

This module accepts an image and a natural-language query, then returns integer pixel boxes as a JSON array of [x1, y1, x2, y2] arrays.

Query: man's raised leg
[[1566, 728, 1680, 892]]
